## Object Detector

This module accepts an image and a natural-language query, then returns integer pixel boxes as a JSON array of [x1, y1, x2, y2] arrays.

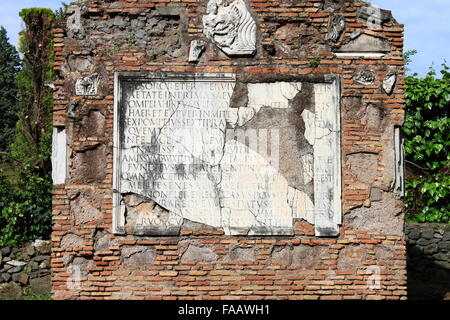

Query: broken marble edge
[[313, 79, 342, 237], [393, 126, 405, 197], [51, 127, 68, 185], [113, 72, 124, 234]]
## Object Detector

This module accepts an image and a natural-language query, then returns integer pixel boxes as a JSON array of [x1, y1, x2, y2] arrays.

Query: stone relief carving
[[203, 0, 257, 56], [355, 70, 376, 85], [75, 74, 100, 96], [188, 40, 206, 62], [383, 69, 397, 95], [328, 16, 346, 42]]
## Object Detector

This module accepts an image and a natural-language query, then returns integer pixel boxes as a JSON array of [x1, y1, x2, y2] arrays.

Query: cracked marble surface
[[113, 74, 341, 236]]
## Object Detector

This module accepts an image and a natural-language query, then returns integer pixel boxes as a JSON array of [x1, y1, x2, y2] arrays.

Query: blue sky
[[1, 0, 449, 77]]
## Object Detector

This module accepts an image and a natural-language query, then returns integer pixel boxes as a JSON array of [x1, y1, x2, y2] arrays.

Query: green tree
[[0, 27, 20, 152], [0, 8, 55, 246], [12, 8, 55, 175], [403, 64, 450, 223]]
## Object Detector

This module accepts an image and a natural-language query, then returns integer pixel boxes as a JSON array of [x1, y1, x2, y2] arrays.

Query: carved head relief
[[203, 0, 256, 56]]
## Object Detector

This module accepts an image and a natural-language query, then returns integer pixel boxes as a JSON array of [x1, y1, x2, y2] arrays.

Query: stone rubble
[[0, 240, 51, 299]]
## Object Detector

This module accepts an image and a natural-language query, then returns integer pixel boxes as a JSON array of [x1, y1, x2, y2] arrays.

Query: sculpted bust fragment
[[203, 0, 256, 56], [328, 16, 345, 42], [188, 40, 206, 62], [383, 69, 397, 95]]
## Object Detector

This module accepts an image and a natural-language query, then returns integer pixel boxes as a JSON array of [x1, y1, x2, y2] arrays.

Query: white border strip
[[334, 52, 385, 58]]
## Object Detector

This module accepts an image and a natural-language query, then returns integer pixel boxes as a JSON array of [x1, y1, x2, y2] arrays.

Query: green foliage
[[0, 168, 52, 246], [403, 64, 450, 223], [13, 8, 55, 174], [309, 57, 321, 68], [0, 27, 21, 151], [19, 8, 55, 22], [55, 2, 68, 22], [23, 292, 52, 300], [0, 8, 55, 246]]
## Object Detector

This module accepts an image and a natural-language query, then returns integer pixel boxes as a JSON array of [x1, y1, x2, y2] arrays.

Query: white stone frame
[[51, 127, 67, 185], [311, 80, 342, 236]]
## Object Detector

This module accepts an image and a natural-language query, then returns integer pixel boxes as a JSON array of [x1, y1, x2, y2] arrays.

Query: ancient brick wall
[[51, 0, 407, 300]]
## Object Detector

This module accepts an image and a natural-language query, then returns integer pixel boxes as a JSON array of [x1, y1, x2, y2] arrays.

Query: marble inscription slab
[[113, 73, 341, 236]]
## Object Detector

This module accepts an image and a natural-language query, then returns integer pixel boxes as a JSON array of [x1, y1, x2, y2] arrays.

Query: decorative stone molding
[[335, 32, 390, 57], [75, 74, 100, 96], [203, 0, 256, 56], [188, 40, 206, 62], [355, 70, 376, 85], [393, 127, 405, 197], [383, 69, 397, 95]]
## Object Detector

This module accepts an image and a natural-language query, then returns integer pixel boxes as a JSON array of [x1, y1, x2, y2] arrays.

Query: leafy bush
[[0, 167, 52, 247], [403, 64, 450, 223]]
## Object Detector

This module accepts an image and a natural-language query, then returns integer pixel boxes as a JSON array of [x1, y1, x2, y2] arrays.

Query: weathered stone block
[[407, 228, 421, 240], [423, 243, 438, 255], [417, 238, 431, 246], [121, 246, 155, 266], [271, 246, 292, 266], [421, 228, 435, 240], [291, 246, 326, 268], [0, 282, 22, 300], [181, 245, 218, 263], [224, 246, 255, 262], [12, 273, 29, 285], [113, 74, 341, 237], [344, 192, 403, 236], [438, 241, 450, 251], [7, 266, 23, 274], [337, 245, 367, 270], [29, 275, 51, 296], [0, 247, 11, 256], [60, 233, 84, 250], [442, 232, 450, 242], [1, 273, 11, 282], [33, 240, 51, 255]]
